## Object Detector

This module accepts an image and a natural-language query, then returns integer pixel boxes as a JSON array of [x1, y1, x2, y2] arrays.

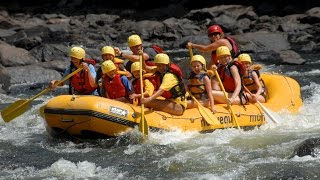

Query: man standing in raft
[[49, 46, 97, 95]]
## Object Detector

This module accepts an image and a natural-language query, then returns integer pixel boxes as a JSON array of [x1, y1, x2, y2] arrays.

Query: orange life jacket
[[242, 70, 266, 93], [103, 74, 126, 99], [188, 71, 208, 99]]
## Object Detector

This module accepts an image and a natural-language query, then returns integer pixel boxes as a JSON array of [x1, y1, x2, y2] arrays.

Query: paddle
[[1, 67, 83, 122], [213, 69, 240, 129], [188, 47, 219, 125], [138, 54, 148, 136], [243, 86, 279, 124], [189, 94, 220, 125]]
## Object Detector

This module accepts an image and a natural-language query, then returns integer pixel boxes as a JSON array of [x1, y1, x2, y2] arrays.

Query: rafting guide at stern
[[187, 24, 240, 69]]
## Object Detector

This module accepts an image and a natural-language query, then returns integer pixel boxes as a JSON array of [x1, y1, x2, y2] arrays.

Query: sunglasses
[[208, 32, 221, 37]]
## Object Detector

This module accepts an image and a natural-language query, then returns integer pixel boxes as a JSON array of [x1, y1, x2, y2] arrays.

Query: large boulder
[[0, 41, 38, 66], [291, 138, 320, 158], [6, 65, 61, 86]]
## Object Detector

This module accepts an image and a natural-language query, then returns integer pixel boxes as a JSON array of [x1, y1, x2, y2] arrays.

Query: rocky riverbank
[[0, 3, 320, 93]]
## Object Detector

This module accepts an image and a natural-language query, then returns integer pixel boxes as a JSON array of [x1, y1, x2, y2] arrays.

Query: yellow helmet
[[101, 60, 116, 74], [69, 47, 85, 59], [190, 55, 206, 69], [216, 46, 231, 58], [154, 53, 170, 64], [131, 62, 140, 72], [101, 46, 115, 56], [238, 53, 252, 64], [128, 34, 142, 47]]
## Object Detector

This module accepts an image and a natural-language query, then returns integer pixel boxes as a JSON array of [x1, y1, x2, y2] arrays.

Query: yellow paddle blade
[[39, 105, 46, 119], [1, 100, 30, 122], [138, 116, 149, 136], [197, 105, 219, 125], [190, 95, 219, 125]]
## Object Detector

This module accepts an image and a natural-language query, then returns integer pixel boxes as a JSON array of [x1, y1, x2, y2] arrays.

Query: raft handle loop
[[283, 76, 295, 107]]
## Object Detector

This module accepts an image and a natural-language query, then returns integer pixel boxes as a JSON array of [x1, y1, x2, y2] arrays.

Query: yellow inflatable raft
[[42, 73, 302, 138]]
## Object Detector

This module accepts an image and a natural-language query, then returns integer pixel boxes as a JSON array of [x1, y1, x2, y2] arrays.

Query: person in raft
[[49, 46, 97, 95], [129, 61, 155, 104], [100, 60, 133, 102], [186, 54, 216, 113], [186, 24, 240, 69], [96, 46, 132, 95], [140, 53, 187, 116], [114, 34, 151, 72], [238, 53, 267, 103], [211, 46, 246, 105]]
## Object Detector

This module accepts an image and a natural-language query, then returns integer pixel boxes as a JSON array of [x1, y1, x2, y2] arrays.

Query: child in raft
[[129, 61, 155, 104], [100, 60, 133, 102], [186, 54, 216, 113], [238, 53, 267, 103]]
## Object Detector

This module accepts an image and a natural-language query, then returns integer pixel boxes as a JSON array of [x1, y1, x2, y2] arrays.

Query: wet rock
[[0, 41, 38, 66], [6, 65, 62, 86], [0, 64, 10, 92], [291, 138, 320, 157]]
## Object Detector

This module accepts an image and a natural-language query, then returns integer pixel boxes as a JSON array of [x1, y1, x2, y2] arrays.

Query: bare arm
[[141, 88, 165, 104], [187, 39, 232, 52], [203, 75, 216, 113], [230, 65, 242, 101], [252, 71, 262, 96]]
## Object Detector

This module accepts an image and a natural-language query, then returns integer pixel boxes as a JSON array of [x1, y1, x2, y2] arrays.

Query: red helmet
[[207, 25, 223, 35]]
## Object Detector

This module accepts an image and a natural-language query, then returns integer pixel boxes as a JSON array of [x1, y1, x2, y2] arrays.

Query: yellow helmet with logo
[[101, 46, 115, 56], [154, 53, 170, 64], [131, 62, 140, 72], [238, 53, 252, 64], [216, 46, 231, 58], [101, 60, 116, 74], [190, 55, 206, 69], [69, 47, 85, 59], [128, 34, 142, 47]]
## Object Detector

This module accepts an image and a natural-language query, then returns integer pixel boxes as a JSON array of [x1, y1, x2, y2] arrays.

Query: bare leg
[[211, 78, 221, 91], [211, 90, 244, 105], [187, 99, 197, 109], [144, 99, 184, 115]]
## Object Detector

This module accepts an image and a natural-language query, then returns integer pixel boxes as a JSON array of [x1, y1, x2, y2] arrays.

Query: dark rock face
[[0, 1, 319, 92], [291, 138, 320, 157]]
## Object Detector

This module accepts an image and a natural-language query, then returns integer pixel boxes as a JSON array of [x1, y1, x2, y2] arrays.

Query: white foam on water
[[1, 159, 132, 179]]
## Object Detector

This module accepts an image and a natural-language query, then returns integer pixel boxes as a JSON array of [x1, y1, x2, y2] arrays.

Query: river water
[[0, 51, 320, 179]]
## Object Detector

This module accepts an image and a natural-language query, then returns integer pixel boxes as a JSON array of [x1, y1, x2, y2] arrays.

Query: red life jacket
[[69, 70, 97, 95], [211, 36, 240, 65], [83, 59, 96, 66], [154, 63, 186, 99], [150, 44, 163, 54], [217, 61, 245, 93], [103, 74, 126, 99], [132, 78, 143, 94], [132, 73, 158, 94]]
